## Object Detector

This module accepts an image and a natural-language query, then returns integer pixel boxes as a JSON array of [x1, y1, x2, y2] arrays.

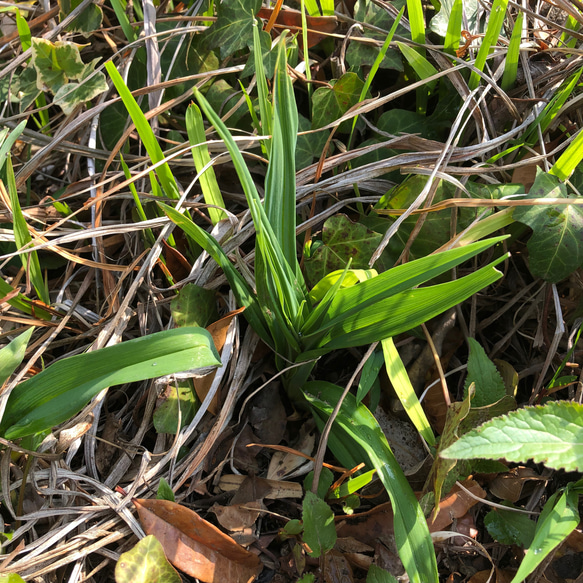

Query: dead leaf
[[489, 467, 544, 503], [218, 474, 303, 499], [210, 501, 263, 532], [267, 421, 316, 480], [258, 7, 337, 48], [96, 413, 122, 476], [161, 239, 192, 282], [324, 550, 354, 583], [133, 498, 263, 583], [468, 568, 513, 583], [193, 307, 245, 414], [428, 479, 486, 533]]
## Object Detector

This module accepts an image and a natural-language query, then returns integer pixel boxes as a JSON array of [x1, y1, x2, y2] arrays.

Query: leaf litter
[[1, 0, 583, 582]]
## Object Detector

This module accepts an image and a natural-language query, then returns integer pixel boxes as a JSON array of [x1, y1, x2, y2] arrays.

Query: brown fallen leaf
[[324, 550, 354, 583], [489, 467, 544, 503], [193, 307, 245, 414], [257, 7, 337, 48], [210, 501, 263, 532], [133, 498, 263, 583], [428, 479, 486, 533]]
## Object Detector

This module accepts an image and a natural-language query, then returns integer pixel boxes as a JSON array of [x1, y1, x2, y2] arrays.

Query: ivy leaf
[[304, 214, 382, 286], [31, 39, 85, 92], [302, 491, 337, 557], [58, 0, 103, 37], [513, 170, 583, 283], [441, 401, 583, 472], [53, 60, 108, 115], [205, 0, 261, 58], [311, 73, 365, 132], [115, 535, 181, 583], [464, 338, 505, 407]]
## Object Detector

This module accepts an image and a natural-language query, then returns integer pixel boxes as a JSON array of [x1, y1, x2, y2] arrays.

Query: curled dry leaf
[[428, 479, 486, 533], [133, 498, 262, 583], [193, 307, 245, 415]]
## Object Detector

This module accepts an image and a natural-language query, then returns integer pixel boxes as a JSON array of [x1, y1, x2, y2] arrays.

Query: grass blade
[[1, 327, 221, 439], [444, 0, 463, 56], [550, 126, 583, 181], [469, 0, 508, 90], [382, 338, 435, 446], [185, 103, 227, 225], [501, 12, 523, 91], [105, 61, 180, 200], [0, 327, 34, 386], [306, 382, 439, 583], [2, 157, 49, 305]]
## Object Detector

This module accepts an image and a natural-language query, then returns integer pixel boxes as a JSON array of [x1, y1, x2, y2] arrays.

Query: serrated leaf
[[205, 0, 261, 58], [441, 401, 583, 471], [171, 283, 217, 328], [312, 73, 365, 132], [304, 214, 382, 286], [115, 535, 181, 583], [464, 338, 505, 407], [484, 507, 535, 547], [513, 170, 583, 282], [302, 491, 337, 557]]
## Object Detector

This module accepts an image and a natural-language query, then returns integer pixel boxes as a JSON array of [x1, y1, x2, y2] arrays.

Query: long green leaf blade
[[105, 61, 180, 200], [306, 382, 438, 583], [1, 327, 221, 439], [0, 327, 34, 386]]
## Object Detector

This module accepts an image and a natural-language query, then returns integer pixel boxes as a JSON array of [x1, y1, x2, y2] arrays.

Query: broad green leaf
[[304, 467, 334, 500], [53, 60, 108, 115], [510, 488, 579, 583], [367, 564, 399, 583], [0, 327, 221, 439], [302, 491, 337, 557], [484, 507, 535, 547], [115, 535, 181, 583], [157, 477, 176, 502], [58, 0, 103, 36], [346, 0, 403, 72], [171, 283, 217, 329], [31, 38, 85, 92], [464, 338, 505, 407], [153, 383, 198, 434], [304, 214, 383, 286], [296, 114, 329, 170], [513, 171, 583, 282], [382, 338, 435, 446], [305, 382, 438, 583], [185, 104, 226, 225], [309, 268, 377, 305], [312, 73, 365, 132], [204, 0, 261, 58], [0, 327, 34, 386], [440, 401, 583, 472]]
